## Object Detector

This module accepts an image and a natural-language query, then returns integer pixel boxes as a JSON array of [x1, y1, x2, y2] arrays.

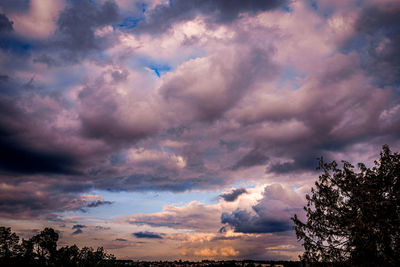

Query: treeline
[[0, 226, 116, 267]]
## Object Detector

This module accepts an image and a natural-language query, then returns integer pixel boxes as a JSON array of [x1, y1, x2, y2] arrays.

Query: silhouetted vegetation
[[0, 226, 115, 266], [0, 226, 302, 267], [292, 145, 400, 266]]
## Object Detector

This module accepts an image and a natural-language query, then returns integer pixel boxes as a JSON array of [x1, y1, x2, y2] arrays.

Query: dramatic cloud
[[221, 184, 304, 233], [1, 0, 400, 261]]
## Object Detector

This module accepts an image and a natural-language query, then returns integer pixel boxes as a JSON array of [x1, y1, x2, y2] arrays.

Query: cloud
[[0, 13, 13, 32], [72, 229, 83, 235], [1, 1, 400, 260], [78, 79, 160, 145], [193, 247, 239, 257], [0, 0, 30, 13], [342, 1, 400, 84], [221, 210, 293, 233], [127, 201, 222, 232], [135, 0, 289, 34], [115, 238, 127, 242], [220, 188, 247, 202], [72, 224, 86, 229], [86, 200, 113, 208], [221, 184, 304, 233], [231, 148, 269, 170], [95, 226, 111, 231], [0, 96, 82, 175], [0, 136, 80, 175], [7, 0, 64, 39], [71, 224, 86, 235], [55, 0, 119, 59], [0, 180, 93, 219], [133, 231, 163, 239], [160, 44, 278, 122]]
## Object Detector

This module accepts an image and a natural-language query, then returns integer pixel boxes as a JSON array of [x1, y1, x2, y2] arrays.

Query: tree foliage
[[0, 226, 115, 267], [292, 145, 400, 266]]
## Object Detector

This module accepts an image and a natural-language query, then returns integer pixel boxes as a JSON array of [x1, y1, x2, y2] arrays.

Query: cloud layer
[[1, 0, 400, 261]]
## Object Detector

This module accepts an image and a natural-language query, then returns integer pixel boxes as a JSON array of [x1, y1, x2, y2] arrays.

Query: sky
[[0, 0, 400, 261]]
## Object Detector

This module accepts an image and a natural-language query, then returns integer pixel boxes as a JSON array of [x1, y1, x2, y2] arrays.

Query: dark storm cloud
[[0, 13, 13, 32], [343, 2, 400, 84], [231, 148, 269, 170], [55, 0, 119, 58], [133, 231, 163, 239], [0, 191, 53, 216], [221, 210, 292, 233], [267, 148, 321, 174], [220, 188, 247, 202], [0, 97, 80, 175], [0, 179, 92, 219], [136, 0, 289, 33], [0, 137, 80, 175]]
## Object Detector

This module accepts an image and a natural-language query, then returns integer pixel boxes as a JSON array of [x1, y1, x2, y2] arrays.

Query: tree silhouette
[[57, 244, 80, 267], [0, 227, 20, 265], [0, 226, 115, 266], [292, 145, 400, 266], [31, 227, 59, 265]]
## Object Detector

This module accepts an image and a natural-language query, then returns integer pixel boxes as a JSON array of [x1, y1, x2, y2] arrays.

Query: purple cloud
[[0, 0, 400, 260]]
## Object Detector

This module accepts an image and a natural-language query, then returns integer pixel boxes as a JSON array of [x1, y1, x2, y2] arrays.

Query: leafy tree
[[292, 145, 400, 266], [0, 226, 116, 266], [0, 226, 20, 264], [19, 238, 35, 265], [30, 227, 59, 265], [78, 246, 116, 267], [56, 244, 80, 267]]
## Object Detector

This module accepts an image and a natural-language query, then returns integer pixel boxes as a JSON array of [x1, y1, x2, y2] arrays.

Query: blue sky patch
[[277, 67, 306, 90], [148, 64, 171, 78], [118, 16, 144, 30]]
